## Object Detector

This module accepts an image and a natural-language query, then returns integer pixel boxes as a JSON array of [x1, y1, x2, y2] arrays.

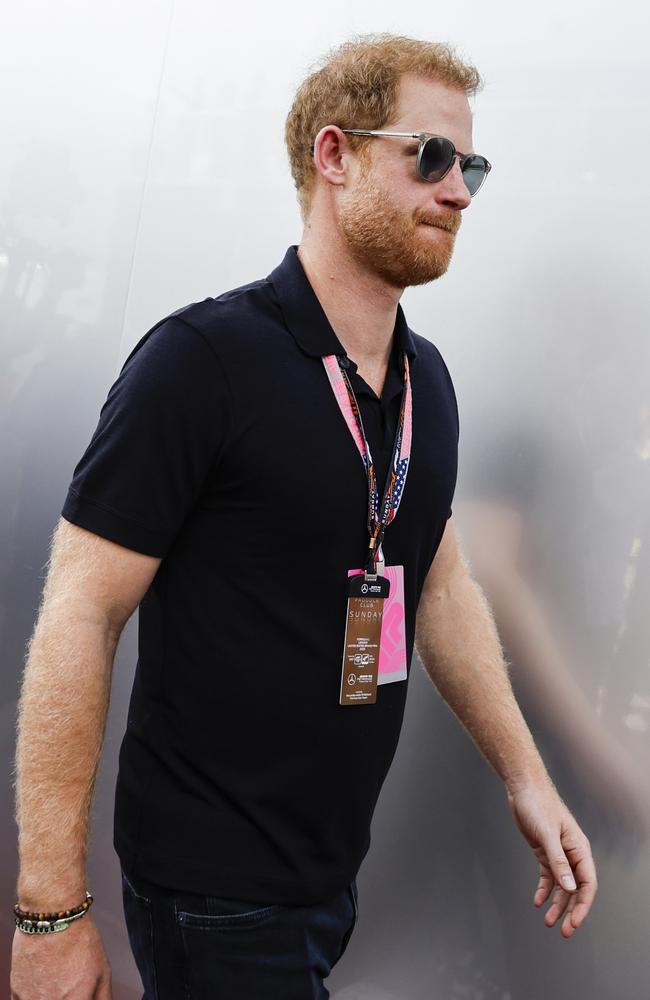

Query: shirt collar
[[267, 245, 418, 363]]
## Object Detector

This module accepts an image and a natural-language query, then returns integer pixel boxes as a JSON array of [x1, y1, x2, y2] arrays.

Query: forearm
[[415, 571, 551, 794], [14, 597, 120, 911]]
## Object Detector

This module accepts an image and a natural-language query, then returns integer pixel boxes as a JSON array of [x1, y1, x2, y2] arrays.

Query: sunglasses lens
[[418, 137, 455, 181], [461, 155, 489, 196], [419, 139, 490, 196]]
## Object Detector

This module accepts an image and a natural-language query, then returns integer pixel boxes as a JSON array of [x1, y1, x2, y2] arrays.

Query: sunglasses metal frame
[[334, 129, 492, 196]]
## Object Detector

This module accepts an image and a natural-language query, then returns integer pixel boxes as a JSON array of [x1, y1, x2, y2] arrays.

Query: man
[[12, 33, 597, 1000]]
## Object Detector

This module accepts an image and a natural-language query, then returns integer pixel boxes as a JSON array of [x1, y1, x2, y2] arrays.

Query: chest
[[201, 357, 457, 548]]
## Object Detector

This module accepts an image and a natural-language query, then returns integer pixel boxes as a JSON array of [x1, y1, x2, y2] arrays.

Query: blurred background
[[2, 1, 649, 997]]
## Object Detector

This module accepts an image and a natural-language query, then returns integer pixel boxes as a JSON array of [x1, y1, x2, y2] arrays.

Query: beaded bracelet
[[14, 891, 94, 935], [15, 906, 92, 935]]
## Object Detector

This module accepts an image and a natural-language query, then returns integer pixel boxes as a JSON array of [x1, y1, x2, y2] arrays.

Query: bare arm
[[414, 518, 598, 938], [12, 517, 162, 997], [14, 516, 161, 911], [449, 500, 650, 843], [452, 500, 619, 756], [415, 517, 548, 792]]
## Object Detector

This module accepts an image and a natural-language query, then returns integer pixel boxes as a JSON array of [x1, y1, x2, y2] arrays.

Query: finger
[[533, 870, 554, 907], [546, 839, 577, 893], [532, 850, 556, 907], [548, 841, 598, 932], [564, 842, 599, 927], [545, 883, 571, 927], [564, 886, 595, 931], [560, 893, 580, 939]]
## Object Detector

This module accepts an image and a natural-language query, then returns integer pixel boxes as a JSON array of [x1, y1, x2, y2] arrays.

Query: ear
[[311, 126, 355, 190]]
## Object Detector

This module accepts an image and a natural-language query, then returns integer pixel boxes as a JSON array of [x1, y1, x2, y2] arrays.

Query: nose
[[434, 156, 472, 210]]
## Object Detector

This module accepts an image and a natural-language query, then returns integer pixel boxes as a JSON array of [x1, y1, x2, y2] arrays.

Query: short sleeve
[[61, 317, 232, 557]]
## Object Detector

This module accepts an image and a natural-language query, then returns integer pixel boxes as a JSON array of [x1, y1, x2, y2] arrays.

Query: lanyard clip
[[365, 542, 385, 580], [376, 540, 385, 577]]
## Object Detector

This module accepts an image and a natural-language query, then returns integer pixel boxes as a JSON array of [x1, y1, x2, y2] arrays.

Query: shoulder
[[408, 328, 459, 434], [168, 277, 272, 333], [165, 277, 280, 356], [118, 275, 280, 377], [409, 329, 456, 385]]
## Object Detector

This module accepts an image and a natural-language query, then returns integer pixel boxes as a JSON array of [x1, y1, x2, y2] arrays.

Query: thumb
[[547, 840, 577, 891]]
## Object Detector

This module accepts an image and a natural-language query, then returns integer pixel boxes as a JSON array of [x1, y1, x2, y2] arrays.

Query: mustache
[[417, 216, 460, 234]]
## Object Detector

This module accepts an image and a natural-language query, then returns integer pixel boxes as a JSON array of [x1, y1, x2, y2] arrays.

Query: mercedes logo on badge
[[361, 583, 368, 594]]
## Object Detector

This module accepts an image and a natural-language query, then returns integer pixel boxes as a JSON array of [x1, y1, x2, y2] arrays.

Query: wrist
[[17, 876, 88, 913], [504, 763, 553, 797], [14, 890, 94, 935]]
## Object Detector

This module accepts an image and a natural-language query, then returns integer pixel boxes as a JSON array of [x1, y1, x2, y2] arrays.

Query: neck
[[297, 225, 404, 368]]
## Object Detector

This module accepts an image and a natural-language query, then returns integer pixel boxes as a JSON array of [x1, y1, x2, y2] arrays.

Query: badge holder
[[339, 547, 390, 705]]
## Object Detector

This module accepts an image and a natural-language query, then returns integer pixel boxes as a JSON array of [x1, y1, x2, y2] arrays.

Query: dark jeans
[[121, 866, 359, 999]]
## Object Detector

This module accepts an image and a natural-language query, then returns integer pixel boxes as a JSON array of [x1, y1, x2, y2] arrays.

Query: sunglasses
[[334, 129, 492, 197]]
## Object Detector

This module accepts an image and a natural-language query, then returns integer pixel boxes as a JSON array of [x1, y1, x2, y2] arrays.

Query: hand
[[506, 780, 598, 939], [10, 914, 112, 1000]]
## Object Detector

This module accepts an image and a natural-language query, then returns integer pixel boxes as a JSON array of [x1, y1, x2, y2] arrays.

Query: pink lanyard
[[322, 352, 413, 574]]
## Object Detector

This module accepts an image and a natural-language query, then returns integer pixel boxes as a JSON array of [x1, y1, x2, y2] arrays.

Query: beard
[[337, 158, 460, 288]]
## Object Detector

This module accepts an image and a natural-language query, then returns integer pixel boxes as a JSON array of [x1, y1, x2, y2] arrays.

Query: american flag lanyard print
[[321, 352, 413, 577]]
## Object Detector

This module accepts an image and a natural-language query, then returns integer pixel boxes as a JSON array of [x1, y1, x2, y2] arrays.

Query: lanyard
[[322, 351, 413, 575]]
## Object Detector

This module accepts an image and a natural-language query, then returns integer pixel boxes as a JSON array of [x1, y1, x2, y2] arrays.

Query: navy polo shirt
[[61, 245, 459, 905]]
